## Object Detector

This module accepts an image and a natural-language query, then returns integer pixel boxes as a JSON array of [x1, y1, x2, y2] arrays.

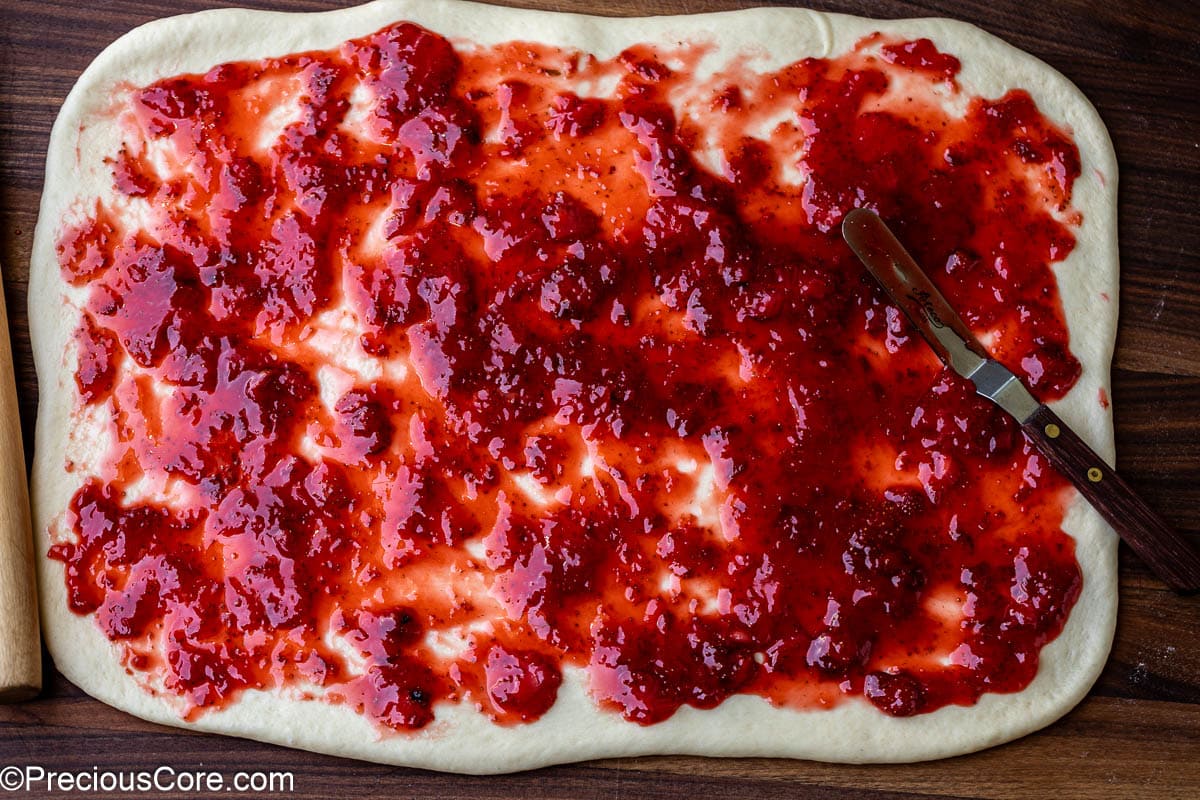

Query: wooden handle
[[0, 265, 40, 702], [1023, 405, 1200, 593]]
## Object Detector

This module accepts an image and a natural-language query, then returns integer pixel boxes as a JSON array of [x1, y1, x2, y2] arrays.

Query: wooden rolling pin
[[0, 261, 40, 702]]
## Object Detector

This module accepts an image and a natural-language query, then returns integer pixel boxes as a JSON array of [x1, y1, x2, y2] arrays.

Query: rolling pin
[[0, 261, 40, 702]]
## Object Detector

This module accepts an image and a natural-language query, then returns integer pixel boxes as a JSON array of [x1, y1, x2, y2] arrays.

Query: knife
[[841, 208, 1200, 593]]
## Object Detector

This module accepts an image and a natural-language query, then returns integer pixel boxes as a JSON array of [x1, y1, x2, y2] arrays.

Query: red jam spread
[[52, 21, 1085, 729]]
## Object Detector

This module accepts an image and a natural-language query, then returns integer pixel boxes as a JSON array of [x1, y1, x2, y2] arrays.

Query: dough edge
[[28, 0, 1120, 774]]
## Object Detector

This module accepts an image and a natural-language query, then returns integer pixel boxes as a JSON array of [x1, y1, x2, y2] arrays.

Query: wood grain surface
[[1, 0, 1198, 797]]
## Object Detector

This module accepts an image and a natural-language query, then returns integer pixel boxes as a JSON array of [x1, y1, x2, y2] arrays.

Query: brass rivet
[[1045, 423, 1060, 439], [1087, 467, 1103, 483]]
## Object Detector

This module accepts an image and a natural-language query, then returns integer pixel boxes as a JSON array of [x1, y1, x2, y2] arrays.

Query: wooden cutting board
[[0, 1, 1197, 797]]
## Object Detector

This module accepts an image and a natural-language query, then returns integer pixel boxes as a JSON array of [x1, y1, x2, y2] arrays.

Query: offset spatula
[[842, 208, 1200, 593]]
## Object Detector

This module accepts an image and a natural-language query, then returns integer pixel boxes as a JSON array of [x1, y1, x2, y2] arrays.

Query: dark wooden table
[[2, 1, 1198, 797]]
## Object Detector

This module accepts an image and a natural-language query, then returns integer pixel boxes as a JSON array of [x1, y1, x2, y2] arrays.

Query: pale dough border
[[29, 0, 1119, 773]]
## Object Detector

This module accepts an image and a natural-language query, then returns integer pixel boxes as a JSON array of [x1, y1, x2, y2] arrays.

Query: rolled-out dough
[[29, 0, 1118, 773]]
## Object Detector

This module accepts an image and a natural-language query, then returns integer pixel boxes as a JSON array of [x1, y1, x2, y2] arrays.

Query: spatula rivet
[[1087, 467, 1103, 482], [1045, 423, 1060, 438]]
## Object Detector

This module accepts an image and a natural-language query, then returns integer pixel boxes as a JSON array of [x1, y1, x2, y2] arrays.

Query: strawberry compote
[[51, 20, 1085, 729]]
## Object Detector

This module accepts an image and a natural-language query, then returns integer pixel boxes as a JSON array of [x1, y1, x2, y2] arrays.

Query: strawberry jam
[[51, 21, 1085, 729]]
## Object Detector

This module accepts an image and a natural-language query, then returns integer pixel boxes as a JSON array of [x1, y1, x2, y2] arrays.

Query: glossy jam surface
[[53, 22, 1084, 729]]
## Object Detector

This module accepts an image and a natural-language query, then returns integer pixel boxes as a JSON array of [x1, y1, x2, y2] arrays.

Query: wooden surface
[[1, 0, 1198, 797]]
